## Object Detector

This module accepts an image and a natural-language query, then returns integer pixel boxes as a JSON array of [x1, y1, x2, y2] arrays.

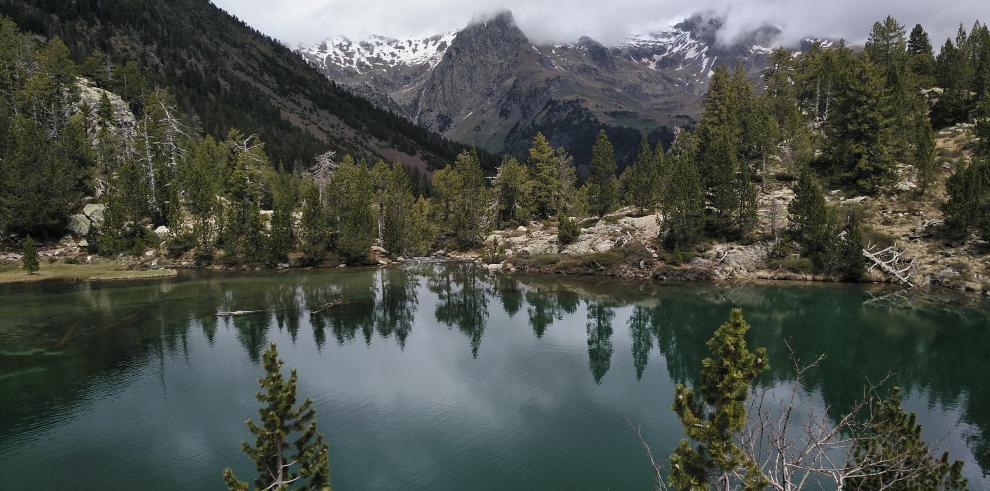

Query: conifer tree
[[432, 150, 488, 248], [660, 132, 704, 250], [492, 157, 532, 227], [865, 16, 908, 74], [788, 166, 829, 257], [95, 92, 122, 175], [267, 174, 297, 265], [223, 344, 331, 491], [913, 115, 938, 195], [529, 132, 558, 217], [624, 135, 657, 214], [329, 156, 374, 262], [670, 309, 769, 490], [299, 179, 331, 264], [933, 26, 976, 127], [587, 130, 618, 217], [847, 388, 966, 490], [697, 66, 741, 228], [943, 156, 990, 238], [907, 24, 937, 86], [22, 236, 38, 274], [184, 136, 225, 245], [977, 98, 990, 156], [374, 161, 415, 256], [407, 195, 436, 256], [825, 56, 897, 192], [0, 114, 81, 237]]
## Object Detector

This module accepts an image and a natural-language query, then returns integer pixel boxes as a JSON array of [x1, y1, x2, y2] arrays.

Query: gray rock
[[83, 204, 106, 228], [67, 214, 91, 236], [153, 225, 171, 239]]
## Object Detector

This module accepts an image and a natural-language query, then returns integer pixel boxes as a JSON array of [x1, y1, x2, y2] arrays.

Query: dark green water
[[1, 263, 988, 490]]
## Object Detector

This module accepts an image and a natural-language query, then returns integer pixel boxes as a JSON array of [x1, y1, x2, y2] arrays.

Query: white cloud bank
[[212, 0, 989, 48]]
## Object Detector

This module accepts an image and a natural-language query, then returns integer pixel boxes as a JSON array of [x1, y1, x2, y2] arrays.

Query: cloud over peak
[[212, 0, 988, 50]]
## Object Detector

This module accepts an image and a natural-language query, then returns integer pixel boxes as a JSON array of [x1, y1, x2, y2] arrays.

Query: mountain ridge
[[0, 0, 487, 172], [300, 10, 794, 170]]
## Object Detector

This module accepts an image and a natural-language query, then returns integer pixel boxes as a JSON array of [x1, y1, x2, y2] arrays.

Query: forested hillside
[[0, 0, 488, 170]]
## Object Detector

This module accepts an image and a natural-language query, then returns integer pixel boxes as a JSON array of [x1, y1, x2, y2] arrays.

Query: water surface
[[1, 264, 988, 489]]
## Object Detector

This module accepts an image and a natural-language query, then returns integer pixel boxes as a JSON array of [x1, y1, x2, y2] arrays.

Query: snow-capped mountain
[[298, 11, 789, 169], [301, 32, 456, 74]]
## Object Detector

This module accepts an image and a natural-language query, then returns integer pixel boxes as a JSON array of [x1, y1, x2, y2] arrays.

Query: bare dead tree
[[311, 150, 337, 204], [863, 241, 916, 287]]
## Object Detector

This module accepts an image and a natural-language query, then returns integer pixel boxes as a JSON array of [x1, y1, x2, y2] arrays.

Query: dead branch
[[863, 241, 916, 287]]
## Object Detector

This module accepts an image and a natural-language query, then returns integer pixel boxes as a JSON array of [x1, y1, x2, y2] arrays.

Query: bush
[[481, 238, 506, 264], [558, 215, 580, 245], [167, 233, 198, 258], [770, 256, 816, 274]]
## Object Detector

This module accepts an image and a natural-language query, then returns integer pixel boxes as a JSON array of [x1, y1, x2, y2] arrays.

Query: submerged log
[[216, 310, 264, 317], [311, 299, 343, 314]]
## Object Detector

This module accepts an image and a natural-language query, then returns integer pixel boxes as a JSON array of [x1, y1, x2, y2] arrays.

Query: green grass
[[0, 261, 177, 284]]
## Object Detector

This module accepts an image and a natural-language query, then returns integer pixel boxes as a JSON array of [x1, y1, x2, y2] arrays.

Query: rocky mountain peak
[[298, 10, 806, 168]]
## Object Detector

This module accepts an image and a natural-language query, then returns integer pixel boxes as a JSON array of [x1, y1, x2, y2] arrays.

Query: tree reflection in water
[[2, 265, 989, 476]]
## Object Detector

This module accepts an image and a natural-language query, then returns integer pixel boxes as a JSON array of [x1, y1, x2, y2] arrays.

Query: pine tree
[[838, 208, 866, 281], [183, 136, 225, 252], [299, 179, 331, 264], [267, 174, 297, 266], [660, 132, 705, 250], [586, 130, 618, 217], [847, 387, 966, 490], [492, 157, 533, 227], [557, 213, 580, 246], [933, 26, 976, 127], [825, 55, 897, 193], [865, 16, 908, 74], [374, 162, 415, 256], [789, 166, 829, 257], [432, 150, 488, 249], [223, 344, 331, 491], [913, 115, 938, 195], [407, 195, 436, 256], [0, 114, 81, 238], [529, 132, 577, 218], [22, 236, 38, 274], [977, 97, 990, 156], [624, 135, 657, 214], [670, 309, 769, 490], [329, 156, 374, 263], [907, 24, 936, 86], [697, 66, 741, 231], [943, 156, 990, 237]]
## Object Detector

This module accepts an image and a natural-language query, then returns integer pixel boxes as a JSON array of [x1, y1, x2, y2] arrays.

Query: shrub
[[481, 238, 506, 264], [770, 256, 816, 274], [167, 233, 198, 258], [558, 214, 580, 245]]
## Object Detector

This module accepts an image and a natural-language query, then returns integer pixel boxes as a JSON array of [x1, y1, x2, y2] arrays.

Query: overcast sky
[[211, 0, 987, 48]]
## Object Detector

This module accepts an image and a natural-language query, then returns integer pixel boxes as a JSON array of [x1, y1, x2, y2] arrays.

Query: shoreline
[[2, 254, 986, 301]]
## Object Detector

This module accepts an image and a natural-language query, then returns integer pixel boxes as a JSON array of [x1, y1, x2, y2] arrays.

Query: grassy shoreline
[[0, 262, 177, 284]]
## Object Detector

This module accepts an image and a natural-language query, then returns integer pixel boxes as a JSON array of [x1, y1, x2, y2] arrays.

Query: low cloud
[[213, 0, 988, 49]]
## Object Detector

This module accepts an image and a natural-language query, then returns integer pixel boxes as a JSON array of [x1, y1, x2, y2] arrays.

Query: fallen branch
[[310, 299, 343, 315], [217, 310, 264, 317], [862, 242, 915, 287]]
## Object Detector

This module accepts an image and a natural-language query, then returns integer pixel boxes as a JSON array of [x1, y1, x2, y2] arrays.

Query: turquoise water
[[0, 263, 988, 489]]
